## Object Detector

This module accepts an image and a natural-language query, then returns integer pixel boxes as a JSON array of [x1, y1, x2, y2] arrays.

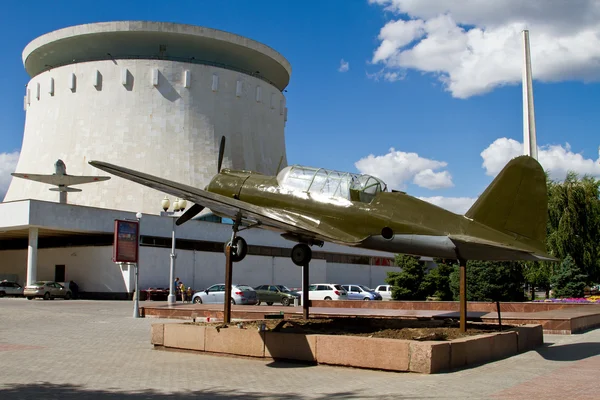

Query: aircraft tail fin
[[465, 155, 547, 253]]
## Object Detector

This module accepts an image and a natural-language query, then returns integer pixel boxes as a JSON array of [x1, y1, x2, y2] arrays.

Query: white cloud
[[366, 68, 405, 82], [369, 0, 600, 98], [355, 148, 452, 189], [0, 151, 20, 200], [338, 59, 350, 72], [418, 196, 476, 214], [481, 137, 600, 180], [413, 169, 454, 189]]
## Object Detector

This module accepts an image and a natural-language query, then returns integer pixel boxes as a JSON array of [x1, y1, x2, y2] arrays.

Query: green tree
[[385, 254, 427, 300], [421, 259, 456, 300], [523, 261, 552, 299], [450, 261, 525, 302], [550, 255, 588, 298], [546, 173, 600, 282]]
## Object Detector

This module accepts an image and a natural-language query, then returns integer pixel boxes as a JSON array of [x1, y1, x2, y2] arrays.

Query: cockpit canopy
[[276, 165, 387, 203]]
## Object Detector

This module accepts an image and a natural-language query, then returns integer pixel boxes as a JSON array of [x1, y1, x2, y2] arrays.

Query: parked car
[[24, 281, 72, 300], [297, 283, 348, 301], [191, 284, 258, 305], [0, 280, 24, 297], [374, 284, 394, 301], [254, 285, 300, 306], [341, 284, 382, 301]]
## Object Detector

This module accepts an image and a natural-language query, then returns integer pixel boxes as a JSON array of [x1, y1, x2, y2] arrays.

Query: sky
[[1, 0, 599, 213]]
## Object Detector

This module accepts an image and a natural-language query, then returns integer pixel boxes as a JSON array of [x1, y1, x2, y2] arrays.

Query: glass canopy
[[276, 165, 387, 202]]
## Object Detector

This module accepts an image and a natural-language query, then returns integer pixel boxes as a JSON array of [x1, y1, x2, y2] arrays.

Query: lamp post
[[160, 196, 186, 306], [133, 211, 142, 318]]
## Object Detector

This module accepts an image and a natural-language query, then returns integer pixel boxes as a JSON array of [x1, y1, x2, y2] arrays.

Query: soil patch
[[189, 317, 504, 341]]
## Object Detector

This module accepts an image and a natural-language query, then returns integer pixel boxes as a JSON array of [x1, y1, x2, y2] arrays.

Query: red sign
[[113, 220, 139, 263]]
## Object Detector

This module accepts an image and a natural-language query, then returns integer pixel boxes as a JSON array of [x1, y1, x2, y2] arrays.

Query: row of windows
[[25, 68, 287, 119], [0, 233, 395, 267]]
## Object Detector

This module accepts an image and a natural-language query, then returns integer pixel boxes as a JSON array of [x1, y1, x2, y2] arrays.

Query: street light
[[160, 196, 185, 306], [133, 211, 142, 318]]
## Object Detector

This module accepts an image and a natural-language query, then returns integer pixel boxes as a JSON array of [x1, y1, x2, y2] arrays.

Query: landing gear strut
[[291, 243, 313, 319], [223, 214, 247, 323]]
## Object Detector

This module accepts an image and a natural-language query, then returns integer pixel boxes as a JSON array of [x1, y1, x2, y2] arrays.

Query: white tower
[[5, 21, 291, 213], [522, 30, 538, 160]]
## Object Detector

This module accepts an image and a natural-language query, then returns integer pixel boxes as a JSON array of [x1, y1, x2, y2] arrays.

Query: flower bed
[[534, 297, 600, 304]]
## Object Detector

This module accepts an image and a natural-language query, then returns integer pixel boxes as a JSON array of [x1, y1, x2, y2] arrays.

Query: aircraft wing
[[11, 173, 110, 186], [89, 161, 364, 245]]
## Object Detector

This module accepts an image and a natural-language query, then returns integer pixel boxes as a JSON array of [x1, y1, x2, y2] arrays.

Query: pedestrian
[[186, 286, 193, 302], [68, 280, 79, 299], [179, 281, 186, 303]]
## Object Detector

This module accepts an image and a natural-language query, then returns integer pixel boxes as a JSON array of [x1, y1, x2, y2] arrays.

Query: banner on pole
[[113, 219, 139, 263]]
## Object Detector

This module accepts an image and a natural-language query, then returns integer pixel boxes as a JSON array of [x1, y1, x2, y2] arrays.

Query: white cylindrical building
[[5, 21, 291, 214]]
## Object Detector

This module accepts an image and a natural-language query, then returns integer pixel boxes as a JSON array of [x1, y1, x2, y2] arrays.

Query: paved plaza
[[1, 298, 599, 399]]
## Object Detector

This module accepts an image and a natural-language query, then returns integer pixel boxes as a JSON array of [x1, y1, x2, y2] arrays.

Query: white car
[[0, 281, 24, 297], [374, 284, 394, 301], [298, 283, 348, 301]]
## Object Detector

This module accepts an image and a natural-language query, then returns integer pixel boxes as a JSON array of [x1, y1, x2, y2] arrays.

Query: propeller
[[175, 136, 226, 226]]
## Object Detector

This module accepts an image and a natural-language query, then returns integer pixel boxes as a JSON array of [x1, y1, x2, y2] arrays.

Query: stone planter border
[[151, 323, 543, 374]]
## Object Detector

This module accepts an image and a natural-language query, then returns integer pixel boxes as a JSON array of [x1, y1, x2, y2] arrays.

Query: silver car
[[24, 281, 72, 300], [0, 281, 24, 297], [191, 284, 258, 305], [342, 284, 382, 301]]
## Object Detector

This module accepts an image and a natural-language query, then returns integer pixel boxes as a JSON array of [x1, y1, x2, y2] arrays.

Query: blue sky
[[1, 0, 599, 212]]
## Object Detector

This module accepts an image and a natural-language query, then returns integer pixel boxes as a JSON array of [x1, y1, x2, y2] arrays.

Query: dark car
[[254, 284, 300, 306]]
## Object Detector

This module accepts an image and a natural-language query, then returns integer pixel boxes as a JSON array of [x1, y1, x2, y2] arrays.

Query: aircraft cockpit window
[[277, 165, 387, 202]]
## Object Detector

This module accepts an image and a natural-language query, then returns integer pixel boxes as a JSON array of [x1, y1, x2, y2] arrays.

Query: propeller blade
[[217, 136, 226, 173], [175, 203, 205, 226]]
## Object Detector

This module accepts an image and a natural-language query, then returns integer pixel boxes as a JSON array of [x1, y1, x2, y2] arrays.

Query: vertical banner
[[113, 219, 139, 263]]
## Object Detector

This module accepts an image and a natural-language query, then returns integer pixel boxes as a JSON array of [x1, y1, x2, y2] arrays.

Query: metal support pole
[[133, 263, 140, 318], [167, 217, 177, 306], [26, 227, 39, 286], [459, 259, 467, 332], [302, 263, 309, 320], [133, 214, 142, 318], [224, 245, 233, 323]]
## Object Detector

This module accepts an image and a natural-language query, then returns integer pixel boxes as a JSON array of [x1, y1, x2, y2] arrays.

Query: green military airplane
[[89, 137, 554, 267]]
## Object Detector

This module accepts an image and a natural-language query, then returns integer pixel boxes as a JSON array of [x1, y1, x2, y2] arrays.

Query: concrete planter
[[150, 323, 543, 374]]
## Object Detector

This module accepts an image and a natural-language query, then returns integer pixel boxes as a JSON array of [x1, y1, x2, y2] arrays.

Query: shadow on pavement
[[537, 342, 600, 361], [265, 359, 316, 368], [0, 383, 393, 400]]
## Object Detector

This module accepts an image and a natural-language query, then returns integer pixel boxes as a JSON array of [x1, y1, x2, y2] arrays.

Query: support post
[[459, 259, 467, 332], [302, 263, 309, 320], [167, 217, 177, 306], [133, 263, 140, 318], [26, 227, 39, 286], [224, 245, 233, 323], [59, 191, 67, 204]]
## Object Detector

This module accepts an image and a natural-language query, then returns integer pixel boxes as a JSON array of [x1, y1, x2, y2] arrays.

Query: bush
[[551, 255, 587, 298]]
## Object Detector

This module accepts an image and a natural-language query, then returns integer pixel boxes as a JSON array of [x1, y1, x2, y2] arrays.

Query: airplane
[[12, 159, 110, 204], [89, 136, 555, 267]]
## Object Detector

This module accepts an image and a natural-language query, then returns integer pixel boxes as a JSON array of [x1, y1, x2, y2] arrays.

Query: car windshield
[[236, 285, 254, 291], [276, 285, 291, 292], [32, 281, 46, 286], [333, 284, 345, 291], [359, 285, 373, 292]]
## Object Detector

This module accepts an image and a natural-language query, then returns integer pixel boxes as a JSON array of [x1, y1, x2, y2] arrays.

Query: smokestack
[[522, 30, 538, 160]]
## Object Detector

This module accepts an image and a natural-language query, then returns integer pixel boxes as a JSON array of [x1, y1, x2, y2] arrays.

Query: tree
[[546, 173, 600, 282], [523, 261, 552, 299], [421, 259, 456, 300], [450, 260, 525, 302], [550, 255, 588, 298], [385, 254, 427, 300]]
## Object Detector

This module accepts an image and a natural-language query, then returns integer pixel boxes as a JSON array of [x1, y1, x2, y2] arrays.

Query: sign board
[[113, 219, 139, 263]]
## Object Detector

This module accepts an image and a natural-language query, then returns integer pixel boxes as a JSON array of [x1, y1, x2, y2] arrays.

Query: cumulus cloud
[[338, 59, 350, 72], [355, 148, 452, 189], [481, 137, 600, 180], [369, 0, 600, 98], [413, 169, 454, 189], [418, 196, 476, 214], [0, 151, 20, 200]]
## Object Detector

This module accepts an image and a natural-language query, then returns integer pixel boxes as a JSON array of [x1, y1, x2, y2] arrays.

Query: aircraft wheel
[[225, 237, 248, 262], [291, 244, 312, 266]]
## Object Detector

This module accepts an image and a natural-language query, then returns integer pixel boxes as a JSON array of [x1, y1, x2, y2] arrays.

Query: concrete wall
[[5, 59, 287, 213], [0, 246, 398, 294]]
